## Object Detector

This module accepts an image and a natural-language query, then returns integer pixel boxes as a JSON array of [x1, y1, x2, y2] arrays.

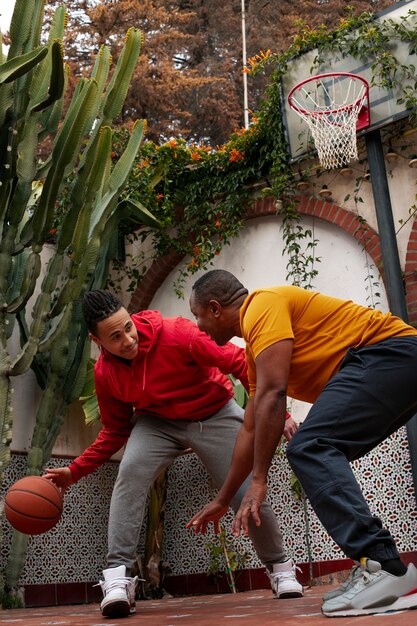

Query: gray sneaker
[[322, 560, 417, 617], [323, 560, 363, 601]]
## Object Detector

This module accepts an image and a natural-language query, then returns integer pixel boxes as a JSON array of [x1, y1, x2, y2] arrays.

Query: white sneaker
[[97, 565, 138, 618], [268, 559, 304, 598], [322, 560, 417, 617]]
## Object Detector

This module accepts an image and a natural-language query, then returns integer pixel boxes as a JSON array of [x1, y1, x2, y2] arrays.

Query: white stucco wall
[[148, 213, 389, 422]]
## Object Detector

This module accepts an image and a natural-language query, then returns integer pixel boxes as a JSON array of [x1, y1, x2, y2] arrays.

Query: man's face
[[189, 292, 233, 346], [91, 308, 139, 360]]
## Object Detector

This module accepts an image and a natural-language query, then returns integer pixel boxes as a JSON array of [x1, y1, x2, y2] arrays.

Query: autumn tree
[[41, 0, 396, 145]]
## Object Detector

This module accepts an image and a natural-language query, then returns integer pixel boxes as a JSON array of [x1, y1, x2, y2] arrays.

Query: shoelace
[[344, 564, 362, 586], [269, 564, 302, 580], [94, 576, 131, 591], [349, 568, 381, 592]]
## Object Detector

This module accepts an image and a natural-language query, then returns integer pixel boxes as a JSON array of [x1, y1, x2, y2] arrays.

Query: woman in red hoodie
[[45, 290, 301, 618]]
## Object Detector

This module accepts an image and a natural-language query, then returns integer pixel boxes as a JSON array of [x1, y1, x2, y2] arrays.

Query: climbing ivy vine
[[109, 6, 417, 295]]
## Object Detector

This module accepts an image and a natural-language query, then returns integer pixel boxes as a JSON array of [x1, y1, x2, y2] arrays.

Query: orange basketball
[[4, 476, 63, 535]]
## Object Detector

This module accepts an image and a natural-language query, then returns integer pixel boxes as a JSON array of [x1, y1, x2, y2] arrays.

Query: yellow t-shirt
[[240, 286, 417, 403]]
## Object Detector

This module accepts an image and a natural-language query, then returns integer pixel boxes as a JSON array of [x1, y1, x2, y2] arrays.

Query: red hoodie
[[69, 311, 248, 481]]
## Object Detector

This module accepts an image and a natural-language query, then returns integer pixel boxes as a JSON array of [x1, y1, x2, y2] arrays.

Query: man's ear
[[209, 299, 222, 317], [89, 332, 101, 347]]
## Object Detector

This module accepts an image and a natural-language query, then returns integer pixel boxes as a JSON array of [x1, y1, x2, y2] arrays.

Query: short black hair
[[192, 270, 248, 307], [82, 289, 123, 335]]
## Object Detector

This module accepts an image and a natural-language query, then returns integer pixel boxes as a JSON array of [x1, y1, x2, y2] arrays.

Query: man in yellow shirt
[[187, 269, 417, 618]]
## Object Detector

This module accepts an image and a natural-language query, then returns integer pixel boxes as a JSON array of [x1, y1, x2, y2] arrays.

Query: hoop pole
[[241, 0, 249, 130], [365, 129, 407, 320], [365, 129, 417, 507]]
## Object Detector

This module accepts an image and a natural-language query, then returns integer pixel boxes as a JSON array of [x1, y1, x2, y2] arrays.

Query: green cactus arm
[[9, 253, 64, 376], [39, 62, 69, 140], [26, 4, 66, 111], [89, 120, 147, 234], [0, 46, 48, 85], [92, 45, 112, 97], [7, 0, 37, 59], [31, 41, 65, 113], [0, 369, 13, 473], [101, 28, 144, 122], [27, 0, 47, 53], [5, 532, 30, 591], [16, 117, 38, 182], [0, 83, 14, 129], [6, 252, 41, 314], [29, 79, 99, 244], [37, 304, 73, 353], [58, 125, 113, 254], [80, 45, 111, 135], [15, 311, 48, 390], [65, 333, 92, 404], [46, 6, 67, 44]]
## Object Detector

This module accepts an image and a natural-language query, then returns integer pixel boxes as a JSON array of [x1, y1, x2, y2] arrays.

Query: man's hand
[[283, 416, 299, 442], [186, 500, 229, 535], [231, 479, 267, 537], [44, 467, 74, 492]]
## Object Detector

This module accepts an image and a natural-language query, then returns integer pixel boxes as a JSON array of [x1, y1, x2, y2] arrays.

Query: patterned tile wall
[[1, 426, 416, 584]]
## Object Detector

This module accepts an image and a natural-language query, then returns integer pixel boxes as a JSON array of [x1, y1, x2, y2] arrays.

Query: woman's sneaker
[[268, 559, 304, 598], [97, 565, 138, 618]]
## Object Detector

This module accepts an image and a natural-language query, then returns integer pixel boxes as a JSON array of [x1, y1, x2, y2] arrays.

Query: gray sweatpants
[[107, 399, 286, 574]]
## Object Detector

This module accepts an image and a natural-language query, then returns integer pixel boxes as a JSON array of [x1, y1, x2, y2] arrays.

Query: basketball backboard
[[281, 0, 417, 162]]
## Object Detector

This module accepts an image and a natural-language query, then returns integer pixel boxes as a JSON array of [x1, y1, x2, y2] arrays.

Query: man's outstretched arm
[[186, 397, 256, 533], [232, 338, 293, 537]]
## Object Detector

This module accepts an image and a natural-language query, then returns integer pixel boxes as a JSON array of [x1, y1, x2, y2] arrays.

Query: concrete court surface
[[1, 585, 417, 626]]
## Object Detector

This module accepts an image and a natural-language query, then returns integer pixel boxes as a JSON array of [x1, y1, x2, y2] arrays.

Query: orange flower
[[215, 220, 221, 228], [168, 139, 178, 148], [49, 228, 57, 236], [156, 193, 164, 200], [192, 245, 200, 256], [190, 150, 202, 161], [111, 151, 117, 158], [229, 148, 244, 163], [138, 158, 149, 168], [188, 258, 198, 270]]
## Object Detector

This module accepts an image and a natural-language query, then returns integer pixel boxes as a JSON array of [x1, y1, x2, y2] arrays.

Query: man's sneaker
[[322, 559, 417, 617], [97, 565, 138, 618], [323, 560, 363, 601], [268, 559, 304, 599]]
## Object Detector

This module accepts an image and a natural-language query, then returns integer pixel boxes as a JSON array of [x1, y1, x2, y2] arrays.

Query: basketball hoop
[[287, 72, 370, 170]]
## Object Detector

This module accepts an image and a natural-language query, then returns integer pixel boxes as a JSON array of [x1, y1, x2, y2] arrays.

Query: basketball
[[4, 476, 63, 535]]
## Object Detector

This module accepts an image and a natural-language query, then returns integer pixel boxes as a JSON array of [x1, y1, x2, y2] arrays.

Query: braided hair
[[192, 270, 248, 308], [82, 289, 123, 335]]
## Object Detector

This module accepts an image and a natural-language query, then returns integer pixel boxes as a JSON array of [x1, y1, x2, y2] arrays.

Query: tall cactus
[[0, 0, 159, 603]]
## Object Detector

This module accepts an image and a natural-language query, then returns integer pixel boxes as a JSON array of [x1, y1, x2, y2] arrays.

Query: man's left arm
[[232, 338, 294, 537]]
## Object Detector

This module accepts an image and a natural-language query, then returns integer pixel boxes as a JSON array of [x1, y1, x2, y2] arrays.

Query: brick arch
[[404, 216, 417, 326], [129, 194, 385, 313]]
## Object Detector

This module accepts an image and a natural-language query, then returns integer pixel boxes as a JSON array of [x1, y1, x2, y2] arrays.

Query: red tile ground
[[1, 585, 417, 626]]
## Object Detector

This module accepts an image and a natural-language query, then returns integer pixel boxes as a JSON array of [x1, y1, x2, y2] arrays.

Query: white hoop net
[[288, 74, 368, 169]]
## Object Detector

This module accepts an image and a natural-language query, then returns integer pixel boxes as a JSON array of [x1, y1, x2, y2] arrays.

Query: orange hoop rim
[[287, 72, 370, 120]]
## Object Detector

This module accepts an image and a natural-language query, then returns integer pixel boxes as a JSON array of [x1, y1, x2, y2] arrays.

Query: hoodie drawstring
[[142, 355, 147, 391]]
